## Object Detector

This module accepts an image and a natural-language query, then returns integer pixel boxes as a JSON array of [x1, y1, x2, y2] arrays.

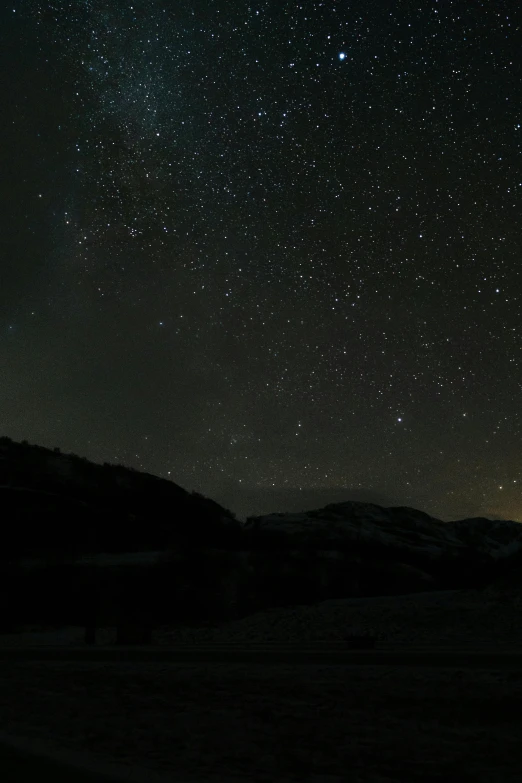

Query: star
[[2, 0, 521, 523]]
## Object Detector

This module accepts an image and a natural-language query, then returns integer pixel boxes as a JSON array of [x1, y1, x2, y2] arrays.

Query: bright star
[[339, 52, 346, 60]]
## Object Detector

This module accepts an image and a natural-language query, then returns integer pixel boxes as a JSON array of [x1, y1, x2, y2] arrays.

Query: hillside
[[0, 436, 239, 559], [2, 435, 522, 631], [1, 434, 520, 565], [245, 501, 522, 560]]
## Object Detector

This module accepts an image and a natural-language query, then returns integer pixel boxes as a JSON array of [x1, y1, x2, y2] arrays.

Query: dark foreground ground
[[0, 735, 180, 783], [0, 742, 114, 783], [0, 656, 522, 783], [1, 643, 522, 668]]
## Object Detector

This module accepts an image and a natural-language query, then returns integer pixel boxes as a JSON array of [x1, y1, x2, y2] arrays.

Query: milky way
[[2, 1, 521, 520]]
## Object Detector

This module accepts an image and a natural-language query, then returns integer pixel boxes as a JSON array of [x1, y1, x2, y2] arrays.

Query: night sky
[[1, 2, 521, 521]]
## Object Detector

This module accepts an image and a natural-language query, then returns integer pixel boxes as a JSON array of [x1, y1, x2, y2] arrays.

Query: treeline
[[0, 540, 506, 633]]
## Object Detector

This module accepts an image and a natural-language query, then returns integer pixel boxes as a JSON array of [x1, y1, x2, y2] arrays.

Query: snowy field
[[155, 587, 522, 647], [2, 590, 522, 780], [2, 587, 521, 649], [0, 659, 521, 782]]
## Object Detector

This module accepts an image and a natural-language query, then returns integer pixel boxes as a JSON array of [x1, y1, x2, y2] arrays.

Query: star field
[[1, 1, 521, 520]]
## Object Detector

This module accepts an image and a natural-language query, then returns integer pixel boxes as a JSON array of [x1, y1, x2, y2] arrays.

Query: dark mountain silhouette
[[0, 435, 240, 559], [245, 501, 522, 560], [1, 435, 521, 632]]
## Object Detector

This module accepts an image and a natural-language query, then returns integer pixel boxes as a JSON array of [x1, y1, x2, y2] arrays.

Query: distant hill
[[245, 501, 522, 561], [1, 436, 522, 626], [0, 435, 240, 559], [1, 434, 522, 590]]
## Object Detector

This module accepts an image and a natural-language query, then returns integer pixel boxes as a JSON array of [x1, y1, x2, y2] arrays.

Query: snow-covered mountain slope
[[245, 501, 522, 559]]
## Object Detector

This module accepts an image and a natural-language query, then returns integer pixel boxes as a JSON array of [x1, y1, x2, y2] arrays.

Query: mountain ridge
[[0, 435, 238, 558], [245, 499, 522, 560], [1, 434, 521, 566]]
